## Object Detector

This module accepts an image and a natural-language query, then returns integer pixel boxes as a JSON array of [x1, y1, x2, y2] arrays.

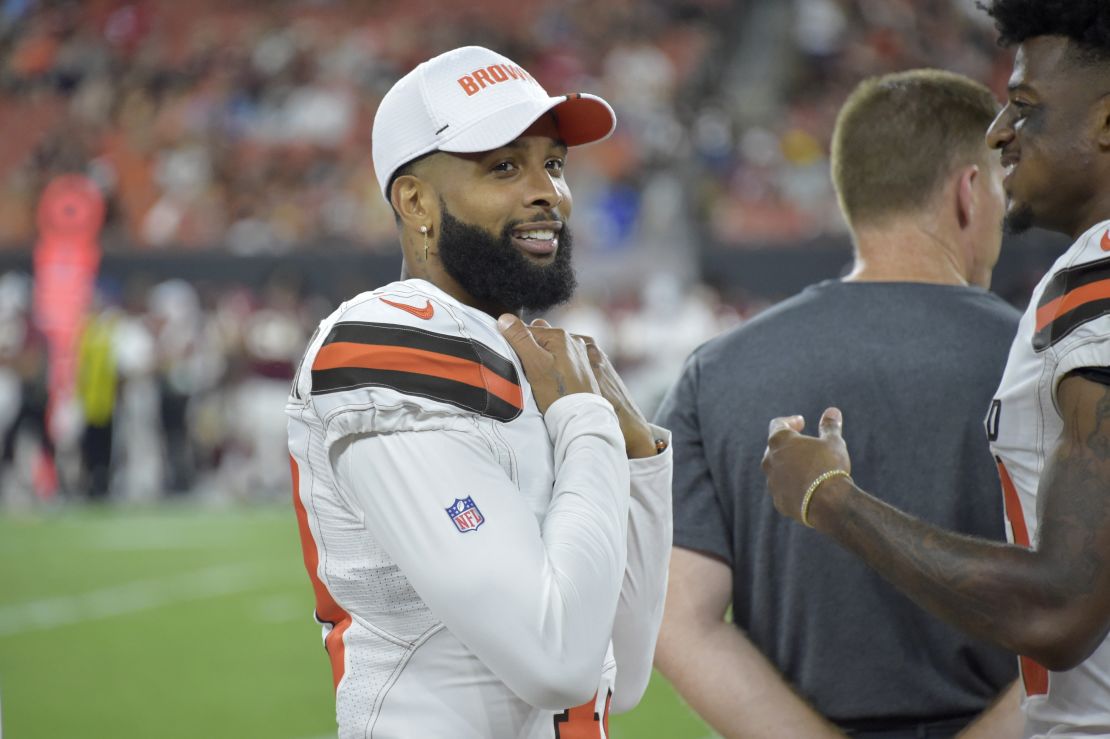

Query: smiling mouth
[[511, 226, 561, 257]]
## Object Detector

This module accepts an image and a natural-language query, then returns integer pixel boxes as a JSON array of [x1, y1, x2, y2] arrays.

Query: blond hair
[[831, 69, 999, 228]]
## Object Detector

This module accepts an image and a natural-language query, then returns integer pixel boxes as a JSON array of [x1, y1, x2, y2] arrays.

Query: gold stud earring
[[420, 225, 429, 260]]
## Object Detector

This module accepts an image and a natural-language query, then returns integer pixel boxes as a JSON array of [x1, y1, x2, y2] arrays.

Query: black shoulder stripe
[[1037, 256, 1110, 309], [321, 322, 517, 385], [1033, 300, 1110, 352], [311, 367, 521, 421]]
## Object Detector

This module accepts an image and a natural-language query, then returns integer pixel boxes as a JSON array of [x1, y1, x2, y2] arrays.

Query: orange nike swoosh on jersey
[[381, 297, 435, 320], [1102, 230, 1110, 251]]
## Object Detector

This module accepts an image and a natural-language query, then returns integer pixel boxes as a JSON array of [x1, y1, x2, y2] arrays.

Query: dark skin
[[390, 116, 656, 458], [987, 36, 1110, 237], [761, 35, 1110, 672], [392, 116, 572, 317]]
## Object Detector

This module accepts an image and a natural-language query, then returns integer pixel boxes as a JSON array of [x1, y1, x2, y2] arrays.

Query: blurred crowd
[[0, 0, 1033, 503], [0, 271, 740, 504], [0, 0, 729, 256], [701, 0, 1015, 245], [0, 0, 1017, 254]]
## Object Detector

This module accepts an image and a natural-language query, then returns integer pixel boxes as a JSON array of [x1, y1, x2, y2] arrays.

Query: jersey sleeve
[[332, 393, 630, 711], [610, 424, 672, 713]]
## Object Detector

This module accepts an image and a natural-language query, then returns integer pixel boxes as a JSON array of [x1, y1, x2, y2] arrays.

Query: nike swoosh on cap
[[1101, 230, 1110, 251], [381, 298, 435, 320]]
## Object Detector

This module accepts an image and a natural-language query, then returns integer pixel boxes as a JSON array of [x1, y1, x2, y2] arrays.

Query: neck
[[1070, 196, 1110, 240], [399, 260, 517, 319], [845, 219, 972, 286]]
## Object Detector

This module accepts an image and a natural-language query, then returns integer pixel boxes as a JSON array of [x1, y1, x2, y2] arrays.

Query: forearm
[[811, 477, 1073, 666], [611, 436, 672, 713], [656, 621, 842, 739], [340, 397, 631, 709]]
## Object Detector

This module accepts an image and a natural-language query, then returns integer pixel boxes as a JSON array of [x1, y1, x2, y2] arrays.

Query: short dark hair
[[831, 70, 999, 229], [979, 0, 1110, 62]]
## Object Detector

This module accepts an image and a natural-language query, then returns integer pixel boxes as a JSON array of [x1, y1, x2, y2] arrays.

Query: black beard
[[1004, 204, 1035, 235], [436, 201, 576, 313]]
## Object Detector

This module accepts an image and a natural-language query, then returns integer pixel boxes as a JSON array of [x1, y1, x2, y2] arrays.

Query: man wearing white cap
[[286, 46, 672, 739]]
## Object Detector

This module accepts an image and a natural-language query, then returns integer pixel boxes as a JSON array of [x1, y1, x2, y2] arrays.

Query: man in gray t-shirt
[[655, 71, 1021, 738]]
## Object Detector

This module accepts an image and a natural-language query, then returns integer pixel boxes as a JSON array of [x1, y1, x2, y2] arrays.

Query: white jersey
[[286, 278, 672, 739], [989, 220, 1110, 737]]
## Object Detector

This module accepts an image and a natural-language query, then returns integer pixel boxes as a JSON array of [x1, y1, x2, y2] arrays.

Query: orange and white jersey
[[286, 278, 672, 739], [989, 220, 1110, 737]]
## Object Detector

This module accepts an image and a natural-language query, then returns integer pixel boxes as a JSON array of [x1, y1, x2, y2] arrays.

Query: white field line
[[0, 563, 273, 637]]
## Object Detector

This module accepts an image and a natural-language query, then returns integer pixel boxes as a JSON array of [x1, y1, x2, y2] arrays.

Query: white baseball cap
[[372, 46, 616, 202]]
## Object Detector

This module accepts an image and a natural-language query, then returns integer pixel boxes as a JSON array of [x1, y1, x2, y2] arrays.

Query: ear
[[391, 173, 434, 231], [1095, 95, 1110, 151], [955, 164, 979, 231]]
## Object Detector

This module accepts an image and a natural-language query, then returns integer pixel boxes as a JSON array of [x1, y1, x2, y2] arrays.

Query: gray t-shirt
[[655, 280, 1020, 728]]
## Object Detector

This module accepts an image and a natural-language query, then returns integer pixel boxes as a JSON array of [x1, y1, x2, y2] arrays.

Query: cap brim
[[439, 93, 616, 154]]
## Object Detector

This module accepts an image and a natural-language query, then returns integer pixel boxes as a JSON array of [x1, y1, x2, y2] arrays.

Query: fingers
[[530, 318, 552, 328], [818, 407, 843, 440], [498, 313, 545, 363], [572, 333, 605, 365], [767, 415, 804, 444]]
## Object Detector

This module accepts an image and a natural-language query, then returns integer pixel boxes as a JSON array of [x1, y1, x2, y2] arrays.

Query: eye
[[546, 157, 565, 175], [491, 160, 517, 174]]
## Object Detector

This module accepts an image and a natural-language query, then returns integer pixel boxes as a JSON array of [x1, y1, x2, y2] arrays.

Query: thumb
[[498, 313, 545, 364], [819, 407, 843, 440]]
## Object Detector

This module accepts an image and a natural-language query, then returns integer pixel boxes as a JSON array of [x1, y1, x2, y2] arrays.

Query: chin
[[1003, 204, 1036, 235]]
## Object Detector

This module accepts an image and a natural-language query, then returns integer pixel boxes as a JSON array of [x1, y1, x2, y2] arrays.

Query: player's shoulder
[[326, 279, 474, 337], [296, 279, 524, 428], [1030, 219, 1110, 353]]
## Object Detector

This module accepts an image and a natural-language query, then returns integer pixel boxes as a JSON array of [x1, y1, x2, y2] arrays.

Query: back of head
[[981, 0, 1110, 60], [831, 70, 998, 230]]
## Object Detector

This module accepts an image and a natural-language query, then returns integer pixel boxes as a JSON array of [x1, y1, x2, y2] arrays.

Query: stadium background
[[0, 0, 1067, 736]]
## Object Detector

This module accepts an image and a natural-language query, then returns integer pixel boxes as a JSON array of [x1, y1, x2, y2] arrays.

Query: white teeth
[[517, 229, 555, 240]]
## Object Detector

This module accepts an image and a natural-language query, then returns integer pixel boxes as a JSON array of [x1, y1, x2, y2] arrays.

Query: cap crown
[[374, 47, 547, 198]]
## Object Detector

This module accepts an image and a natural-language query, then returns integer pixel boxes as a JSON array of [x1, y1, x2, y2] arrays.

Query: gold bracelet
[[800, 469, 851, 528]]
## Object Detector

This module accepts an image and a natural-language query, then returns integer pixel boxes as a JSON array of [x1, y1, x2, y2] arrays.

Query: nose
[[521, 166, 565, 210], [986, 105, 1014, 150]]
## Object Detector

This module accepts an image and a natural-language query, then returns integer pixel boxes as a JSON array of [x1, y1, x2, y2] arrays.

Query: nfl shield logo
[[446, 496, 485, 533]]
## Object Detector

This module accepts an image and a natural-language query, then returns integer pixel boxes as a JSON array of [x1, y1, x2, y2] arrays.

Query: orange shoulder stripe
[[313, 341, 522, 410]]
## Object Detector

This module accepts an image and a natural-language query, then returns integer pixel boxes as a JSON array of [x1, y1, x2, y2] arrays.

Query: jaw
[[1003, 199, 1036, 235]]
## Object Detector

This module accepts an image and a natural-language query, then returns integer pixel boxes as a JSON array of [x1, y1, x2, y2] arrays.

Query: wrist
[[805, 474, 854, 531], [626, 435, 660, 459]]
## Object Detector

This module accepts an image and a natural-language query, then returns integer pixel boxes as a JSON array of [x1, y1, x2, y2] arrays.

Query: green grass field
[[0, 504, 713, 738]]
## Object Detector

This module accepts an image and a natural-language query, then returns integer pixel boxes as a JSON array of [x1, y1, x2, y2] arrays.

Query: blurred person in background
[[75, 290, 120, 500], [287, 46, 671, 738], [0, 271, 54, 504], [762, 2, 1110, 735], [148, 278, 220, 494], [656, 70, 1021, 738], [231, 270, 307, 499]]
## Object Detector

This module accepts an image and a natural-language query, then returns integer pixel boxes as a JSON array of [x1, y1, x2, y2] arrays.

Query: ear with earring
[[420, 225, 430, 261]]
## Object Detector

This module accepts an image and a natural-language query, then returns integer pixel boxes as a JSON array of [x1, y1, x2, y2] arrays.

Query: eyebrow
[[1007, 82, 1037, 96], [498, 138, 568, 153]]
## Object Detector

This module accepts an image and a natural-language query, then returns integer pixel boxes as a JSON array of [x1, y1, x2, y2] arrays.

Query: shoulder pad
[[305, 284, 524, 424], [1034, 227, 1110, 352]]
